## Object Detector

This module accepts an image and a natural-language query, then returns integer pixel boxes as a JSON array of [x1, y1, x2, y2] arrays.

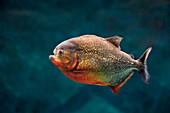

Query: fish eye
[[58, 50, 64, 55]]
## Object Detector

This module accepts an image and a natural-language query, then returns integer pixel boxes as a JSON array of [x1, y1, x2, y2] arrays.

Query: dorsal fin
[[105, 36, 123, 49], [130, 54, 134, 59]]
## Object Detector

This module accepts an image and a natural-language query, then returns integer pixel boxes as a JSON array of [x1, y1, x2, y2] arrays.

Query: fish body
[[49, 35, 152, 94]]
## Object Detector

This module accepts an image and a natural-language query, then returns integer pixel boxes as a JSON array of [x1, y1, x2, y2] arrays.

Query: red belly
[[61, 71, 109, 86]]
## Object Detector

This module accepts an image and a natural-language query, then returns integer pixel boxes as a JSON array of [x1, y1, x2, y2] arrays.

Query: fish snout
[[49, 55, 55, 61], [49, 55, 60, 66]]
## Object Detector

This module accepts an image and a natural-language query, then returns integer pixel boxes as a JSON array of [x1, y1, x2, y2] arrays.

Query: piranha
[[49, 35, 152, 94]]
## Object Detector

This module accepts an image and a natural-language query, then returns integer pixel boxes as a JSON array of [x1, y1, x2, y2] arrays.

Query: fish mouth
[[49, 55, 60, 66]]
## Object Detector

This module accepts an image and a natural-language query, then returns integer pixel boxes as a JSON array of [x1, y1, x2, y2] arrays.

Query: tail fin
[[137, 47, 152, 84]]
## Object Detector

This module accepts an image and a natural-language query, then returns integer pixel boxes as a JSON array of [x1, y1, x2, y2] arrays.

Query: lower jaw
[[49, 55, 60, 66]]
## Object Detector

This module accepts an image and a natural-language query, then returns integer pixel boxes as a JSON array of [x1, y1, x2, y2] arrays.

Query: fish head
[[49, 41, 78, 71]]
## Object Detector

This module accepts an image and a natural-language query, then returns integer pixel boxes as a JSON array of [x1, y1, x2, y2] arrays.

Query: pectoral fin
[[71, 71, 89, 74]]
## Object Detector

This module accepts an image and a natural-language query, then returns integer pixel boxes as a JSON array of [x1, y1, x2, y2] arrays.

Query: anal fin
[[109, 85, 120, 95], [109, 71, 134, 94], [119, 71, 134, 87]]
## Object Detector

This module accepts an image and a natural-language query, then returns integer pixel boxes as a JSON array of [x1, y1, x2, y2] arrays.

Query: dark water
[[0, 0, 169, 113]]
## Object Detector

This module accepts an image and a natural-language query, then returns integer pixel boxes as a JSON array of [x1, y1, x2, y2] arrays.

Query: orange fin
[[119, 71, 134, 87], [109, 85, 120, 95], [109, 71, 134, 94]]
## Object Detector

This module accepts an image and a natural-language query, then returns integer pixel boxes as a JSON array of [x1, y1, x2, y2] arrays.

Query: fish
[[49, 35, 152, 94]]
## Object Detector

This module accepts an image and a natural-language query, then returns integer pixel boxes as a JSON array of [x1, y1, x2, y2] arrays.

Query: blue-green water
[[0, 0, 169, 113]]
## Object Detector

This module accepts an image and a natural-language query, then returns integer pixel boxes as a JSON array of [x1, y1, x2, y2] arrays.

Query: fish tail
[[137, 47, 152, 84]]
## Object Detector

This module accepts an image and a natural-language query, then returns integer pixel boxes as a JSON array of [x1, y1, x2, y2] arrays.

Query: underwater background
[[0, 0, 169, 113]]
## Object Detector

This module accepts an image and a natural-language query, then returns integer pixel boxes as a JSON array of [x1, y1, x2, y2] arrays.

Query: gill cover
[[50, 41, 79, 71]]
